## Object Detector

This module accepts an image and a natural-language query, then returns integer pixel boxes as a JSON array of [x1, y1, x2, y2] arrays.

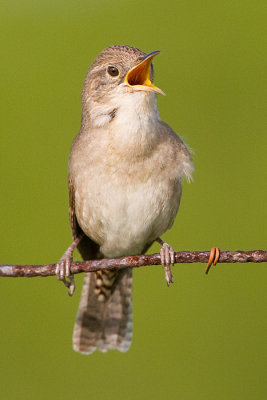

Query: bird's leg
[[56, 234, 84, 296], [205, 247, 220, 274], [156, 237, 175, 286]]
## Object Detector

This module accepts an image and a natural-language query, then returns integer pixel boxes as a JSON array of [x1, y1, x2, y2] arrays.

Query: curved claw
[[55, 258, 75, 296], [55, 235, 83, 296], [158, 239, 175, 286], [205, 247, 220, 274]]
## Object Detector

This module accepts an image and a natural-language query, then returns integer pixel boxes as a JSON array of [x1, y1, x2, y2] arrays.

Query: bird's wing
[[69, 177, 79, 239], [69, 177, 99, 260]]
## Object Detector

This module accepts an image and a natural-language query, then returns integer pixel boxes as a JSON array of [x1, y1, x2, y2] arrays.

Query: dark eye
[[107, 65, 120, 77]]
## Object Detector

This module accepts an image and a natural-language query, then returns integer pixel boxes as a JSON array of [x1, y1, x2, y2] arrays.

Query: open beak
[[125, 51, 166, 96]]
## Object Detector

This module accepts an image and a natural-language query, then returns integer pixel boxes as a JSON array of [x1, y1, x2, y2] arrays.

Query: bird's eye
[[107, 65, 120, 77]]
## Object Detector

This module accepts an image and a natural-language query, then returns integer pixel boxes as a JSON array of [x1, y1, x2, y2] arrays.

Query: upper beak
[[125, 51, 166, 96]]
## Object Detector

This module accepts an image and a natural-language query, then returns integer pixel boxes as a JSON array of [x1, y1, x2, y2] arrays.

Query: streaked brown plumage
[[56, 45, 194, 354]]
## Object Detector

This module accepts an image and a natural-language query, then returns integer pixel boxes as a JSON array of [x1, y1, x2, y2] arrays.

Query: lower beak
[[125, 51, 165, 96]]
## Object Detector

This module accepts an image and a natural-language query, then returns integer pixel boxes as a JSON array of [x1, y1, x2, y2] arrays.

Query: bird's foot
[[56, 253, 75, 296], [55, 235, 83, 296], [157, 238, 175, 286], [205, 247, 220, 274]]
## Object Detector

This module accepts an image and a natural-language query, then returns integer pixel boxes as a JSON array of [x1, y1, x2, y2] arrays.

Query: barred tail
[[72, 268, 133, 354]]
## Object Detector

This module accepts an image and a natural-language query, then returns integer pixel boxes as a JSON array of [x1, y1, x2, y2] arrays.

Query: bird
[[56, 45, 194, 354]]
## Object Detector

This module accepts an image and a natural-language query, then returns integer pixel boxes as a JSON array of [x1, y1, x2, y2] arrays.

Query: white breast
[[75, 169, 182, 258]]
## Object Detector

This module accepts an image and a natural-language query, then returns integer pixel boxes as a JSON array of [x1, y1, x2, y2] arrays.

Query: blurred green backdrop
[[0, 1, 266, 399]]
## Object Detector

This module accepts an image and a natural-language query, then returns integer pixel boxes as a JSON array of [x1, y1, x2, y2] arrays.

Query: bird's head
[[81, 45, 164, 128]]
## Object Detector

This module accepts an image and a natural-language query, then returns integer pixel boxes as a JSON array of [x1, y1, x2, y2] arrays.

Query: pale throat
[[110, 90, 161, 145], [86, 88, 161, 155]]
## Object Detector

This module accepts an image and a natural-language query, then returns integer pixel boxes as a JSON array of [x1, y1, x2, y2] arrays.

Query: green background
[[0, 1, 266, 399]]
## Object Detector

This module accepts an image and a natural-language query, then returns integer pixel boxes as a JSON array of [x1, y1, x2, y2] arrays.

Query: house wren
[[56, 45, 194, 354]]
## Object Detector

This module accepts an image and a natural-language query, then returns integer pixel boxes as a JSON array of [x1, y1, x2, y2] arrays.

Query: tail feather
[[73, 268, 132, 354]]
